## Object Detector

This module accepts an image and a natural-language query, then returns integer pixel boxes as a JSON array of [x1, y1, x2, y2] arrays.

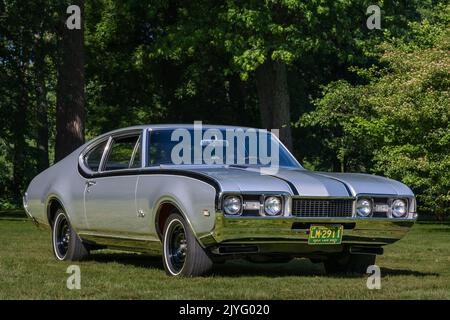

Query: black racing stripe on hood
[[267, 175, 299, 195], [227, 166, 299, 195], [313, 172, 353, 196]]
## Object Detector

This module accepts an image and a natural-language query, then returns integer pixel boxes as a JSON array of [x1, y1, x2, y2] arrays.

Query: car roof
[[105, 124, 261, 135], [86, 124, 264, 144], [127, 124, 257, 130]]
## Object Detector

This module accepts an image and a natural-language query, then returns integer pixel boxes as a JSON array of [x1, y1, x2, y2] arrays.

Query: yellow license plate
[[308, 225, 343, 245]]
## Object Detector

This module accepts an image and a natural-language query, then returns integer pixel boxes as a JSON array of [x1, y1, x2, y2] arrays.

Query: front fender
[[135, 174, 217, 240]]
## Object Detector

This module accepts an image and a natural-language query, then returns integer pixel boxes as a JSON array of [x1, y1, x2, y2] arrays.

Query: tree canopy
[[0, 0, 448, 217]]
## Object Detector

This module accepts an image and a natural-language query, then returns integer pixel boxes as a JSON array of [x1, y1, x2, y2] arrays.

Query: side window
[[84, 140, 107, 171], [104, 135, 140, 171]]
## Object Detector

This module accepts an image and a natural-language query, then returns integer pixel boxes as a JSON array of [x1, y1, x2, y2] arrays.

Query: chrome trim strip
[[142, 128, 150, 168], [129, 134, 142, 168], [291, 196, 355, 200], [98, 136, 113, 172]]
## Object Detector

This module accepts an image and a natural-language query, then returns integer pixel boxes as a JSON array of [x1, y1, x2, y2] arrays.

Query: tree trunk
[[35, 34, 49, 171], [55, 0, 85, 161], [12, 67, 28, 201], [255, 59, 293, 151]]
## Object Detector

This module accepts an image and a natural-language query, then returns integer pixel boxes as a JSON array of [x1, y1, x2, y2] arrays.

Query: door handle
[[86, 180, 96, 187]]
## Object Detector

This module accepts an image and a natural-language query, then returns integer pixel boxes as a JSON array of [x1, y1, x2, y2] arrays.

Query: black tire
[[162, 213, 213, 276], [52, 209, 89, 261], [324, 253, 376, 275]]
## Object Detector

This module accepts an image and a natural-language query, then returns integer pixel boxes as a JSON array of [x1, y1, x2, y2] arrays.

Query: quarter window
[[84, 140, 107, 171], [104, 135, 141, 171]]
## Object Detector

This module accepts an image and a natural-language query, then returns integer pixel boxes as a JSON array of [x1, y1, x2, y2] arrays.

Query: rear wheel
[[52, 209, 89, 261], [324, 253, 376, 275], [162, 213, 213, 276]]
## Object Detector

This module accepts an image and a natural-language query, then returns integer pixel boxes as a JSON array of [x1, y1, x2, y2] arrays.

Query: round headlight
[[223, 196, 242, 215], [264, 196, 282, 216], [392, 199, 407, 218], [356, 199, 372, 217]]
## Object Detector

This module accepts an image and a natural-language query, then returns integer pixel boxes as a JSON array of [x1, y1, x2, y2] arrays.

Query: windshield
[[148, 128, 301, 168]]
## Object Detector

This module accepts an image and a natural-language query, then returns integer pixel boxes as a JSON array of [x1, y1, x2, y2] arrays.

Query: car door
[[84, 132, 142, 236]]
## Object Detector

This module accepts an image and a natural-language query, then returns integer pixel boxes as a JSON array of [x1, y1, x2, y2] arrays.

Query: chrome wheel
[[53, 213, 70, 260], [162, 213, 213, 276], [165, 219, 187, 275]]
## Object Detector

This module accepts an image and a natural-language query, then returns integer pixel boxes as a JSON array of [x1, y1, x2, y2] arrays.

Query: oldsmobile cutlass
[[23, 124, 417, 276]]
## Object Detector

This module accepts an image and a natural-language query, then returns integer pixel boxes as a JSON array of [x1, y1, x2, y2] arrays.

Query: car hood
[[174, 166, 414, 197]]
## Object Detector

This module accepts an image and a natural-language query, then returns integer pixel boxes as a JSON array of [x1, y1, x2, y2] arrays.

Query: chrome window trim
[[129, 134, 142, 168], [269, 131, 304, 169], [79, 136, 111, 175], [99, 130, 142, 173], [98, 136, 113, 172], [79, 129, 144, 176], [145, 127, 303, 169], [142, 128, 150, 168]]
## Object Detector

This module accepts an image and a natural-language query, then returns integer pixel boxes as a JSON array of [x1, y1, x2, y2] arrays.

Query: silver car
[[23, 124, 417, 276]]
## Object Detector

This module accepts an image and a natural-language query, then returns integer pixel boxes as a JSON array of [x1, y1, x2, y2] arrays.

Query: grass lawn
[[0, 211, 449, 299]]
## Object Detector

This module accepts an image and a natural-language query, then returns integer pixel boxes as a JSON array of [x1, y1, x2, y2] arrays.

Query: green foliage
[[302, 8, 450, 217], [1, 0, 448, 218], [0, 0, 60, 207]]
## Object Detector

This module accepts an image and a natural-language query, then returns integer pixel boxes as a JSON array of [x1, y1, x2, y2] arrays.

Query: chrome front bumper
[[200, 213, 415, 253]]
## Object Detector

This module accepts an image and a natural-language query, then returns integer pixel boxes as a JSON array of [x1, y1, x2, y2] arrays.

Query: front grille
[[292, 199, 353, 217]]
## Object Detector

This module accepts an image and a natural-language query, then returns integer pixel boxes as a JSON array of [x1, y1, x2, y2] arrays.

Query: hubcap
[[167, 221, 187, 273]]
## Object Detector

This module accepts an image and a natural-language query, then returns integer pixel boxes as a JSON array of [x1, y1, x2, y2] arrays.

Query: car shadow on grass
[[380, 267, 439, 277], [86, 252, 438, 278], [211, 259, 325, 277], [88, 251, 164, 269], [87, 252, 325, 277]]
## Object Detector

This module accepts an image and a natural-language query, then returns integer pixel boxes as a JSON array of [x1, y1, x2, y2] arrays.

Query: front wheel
[[52, 209, 89, 261], [162, 213, 213, 276]]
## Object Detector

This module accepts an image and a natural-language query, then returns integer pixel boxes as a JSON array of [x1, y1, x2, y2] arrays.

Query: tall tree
[[11, 57, 28, 200], [256, 60, 292, 149], [34, 29, 50, 171], [55, 0, 85, 161]]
